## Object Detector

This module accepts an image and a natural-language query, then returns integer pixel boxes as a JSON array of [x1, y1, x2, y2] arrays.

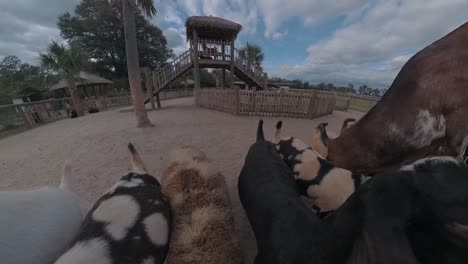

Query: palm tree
[[240, 42, 264, 71], [121, 0, 157, 128], [40, 41, 86, 116]]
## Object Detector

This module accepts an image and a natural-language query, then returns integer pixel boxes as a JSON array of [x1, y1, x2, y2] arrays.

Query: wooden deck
[[147, 38, 269, 104]]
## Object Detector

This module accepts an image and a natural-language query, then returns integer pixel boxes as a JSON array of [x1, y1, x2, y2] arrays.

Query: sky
[[0, 0, 467, 88]]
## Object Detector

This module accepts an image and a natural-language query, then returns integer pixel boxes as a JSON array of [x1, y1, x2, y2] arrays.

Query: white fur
[[400, 156, 459, 172], [92, 195, 140, 240], [389, 110, 446, 148], [142, 256, 155, 264], [144, 213, 169, 246], [0, 163, 89, 264], [306, 168, 355, 212], [107, 179, 144, 194], [291, 138, 309, 151], [452, 222, 468, 231], [54, 238, 111, 264]]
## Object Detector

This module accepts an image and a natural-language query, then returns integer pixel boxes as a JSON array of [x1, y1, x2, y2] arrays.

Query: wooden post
[[230, 37, 235, 89], [263, 72, 268, 90], [17, 105, 33, 128], [155, 92, 161, 109], [221, 43, 225, 89], [192, 30, 201, 106], [145, 68, 156, 110], [221, 70, 225, 89], [184, 74, 189, 92]]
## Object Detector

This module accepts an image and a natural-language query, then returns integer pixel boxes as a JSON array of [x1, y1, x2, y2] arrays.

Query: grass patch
[[348, 98, 377, 112]]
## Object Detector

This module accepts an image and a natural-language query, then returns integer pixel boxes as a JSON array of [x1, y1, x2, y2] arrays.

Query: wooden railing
[[233, 48, 267, 87], [150, 39, 269, 92], [0, 89, 193, 138], [196, 39, 232, 61], [152, 50, 192, 91], [0, 98, 71, 136], [197, 89, 336, 119]]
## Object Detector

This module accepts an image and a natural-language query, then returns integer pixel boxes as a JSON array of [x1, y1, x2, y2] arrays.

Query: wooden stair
[[145, 48, 268, 104]]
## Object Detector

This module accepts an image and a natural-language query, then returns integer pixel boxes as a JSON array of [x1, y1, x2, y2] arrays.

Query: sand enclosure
[[0, 97, 362, 262]]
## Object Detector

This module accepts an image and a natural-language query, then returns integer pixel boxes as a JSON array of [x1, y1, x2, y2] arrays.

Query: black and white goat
[[239, 120, 468, 264], [272, 120, 369, 214], [55, 143, 171, 264]]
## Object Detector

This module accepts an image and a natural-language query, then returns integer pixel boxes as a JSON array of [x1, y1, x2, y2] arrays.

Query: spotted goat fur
[[55, 143, 171, 264], [161, 145, 243, 264], [272, 121, 369, 214]]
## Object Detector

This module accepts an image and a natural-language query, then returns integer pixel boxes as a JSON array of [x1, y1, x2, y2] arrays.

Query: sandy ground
[[0, 97, 363, 263]]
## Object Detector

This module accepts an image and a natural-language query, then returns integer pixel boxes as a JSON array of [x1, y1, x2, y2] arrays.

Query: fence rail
[[197, 89, 336, 119], [0, 89, 193, 138]]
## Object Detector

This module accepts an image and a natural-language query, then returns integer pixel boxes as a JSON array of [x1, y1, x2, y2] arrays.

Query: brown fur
[[161, 146, 243, 264], [340, 118, 356, 135], [311, 126, 328, 157], [327, 22, 468, 175]]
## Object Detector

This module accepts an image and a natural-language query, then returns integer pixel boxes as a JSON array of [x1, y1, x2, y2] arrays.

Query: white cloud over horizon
[[1, 0, 467, 88]]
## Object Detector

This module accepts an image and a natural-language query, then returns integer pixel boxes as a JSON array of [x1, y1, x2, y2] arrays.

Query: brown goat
[[161, 145, 243, 264], [325, 22, 468, 175], [311, 118, 356, 157]]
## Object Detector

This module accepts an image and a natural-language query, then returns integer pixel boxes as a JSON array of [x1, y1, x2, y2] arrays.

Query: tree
[[0, 56, 55, 104], [40, 41, 87, 116], [119, 0, 162, 127], [58, 0, 172, 79], [199, 69, 216, 87], [212, 69, 222, 88], [239, 42, 264, 70], [380, 88, 388, 97], [371, 88, 381, 97], [358, 84, 371, 95]]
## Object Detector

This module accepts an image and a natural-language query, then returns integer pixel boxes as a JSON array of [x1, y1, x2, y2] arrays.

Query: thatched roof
[[49, 72, 112, 91], [186, 16, 242, 41]]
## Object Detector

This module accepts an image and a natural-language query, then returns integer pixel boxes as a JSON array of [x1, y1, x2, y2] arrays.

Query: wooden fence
[[0, 89, 193, 138], [197, 89, 336, 119], [315, 91, 379, 112]]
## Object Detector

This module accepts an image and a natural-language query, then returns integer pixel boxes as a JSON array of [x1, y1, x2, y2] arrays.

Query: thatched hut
[[186, 16, 242, 41], [49, 72, 113, 98], [186, 16, 243, 94]]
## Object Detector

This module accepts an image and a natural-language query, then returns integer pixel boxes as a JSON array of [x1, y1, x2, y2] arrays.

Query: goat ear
[[59, 159, 74, 192], [257, 120, 265, 142], [273, 121, 283, 143], [128, 143, 148, 174]]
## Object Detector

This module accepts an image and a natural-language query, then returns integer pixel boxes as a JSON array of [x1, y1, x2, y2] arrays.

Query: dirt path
[[0, 97, 363, 262]]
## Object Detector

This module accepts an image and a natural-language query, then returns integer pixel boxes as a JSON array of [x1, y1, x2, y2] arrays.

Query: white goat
[[0, 160, 90, 264]]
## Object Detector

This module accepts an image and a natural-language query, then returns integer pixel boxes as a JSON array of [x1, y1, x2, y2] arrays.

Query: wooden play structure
[[146, 16, 337, 119]]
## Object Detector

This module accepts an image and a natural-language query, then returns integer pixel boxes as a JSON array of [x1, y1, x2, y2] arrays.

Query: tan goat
[[161, 145, 243, 264]]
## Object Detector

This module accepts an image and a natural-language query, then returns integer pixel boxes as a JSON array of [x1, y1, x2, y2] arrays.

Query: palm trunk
[[68, 79, 84, 116], [122, 0, 153, 128]]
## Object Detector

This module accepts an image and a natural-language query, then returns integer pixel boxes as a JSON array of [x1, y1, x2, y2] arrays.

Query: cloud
[[0, 0, 78, 63], [257, 0, 367, 39], [271, 30, 288, 40], [276, 0, 468, 87], [163, 27, 188, 55]]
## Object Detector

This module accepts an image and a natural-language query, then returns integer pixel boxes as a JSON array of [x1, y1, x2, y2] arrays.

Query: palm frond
[[136, 0, 157, 17]]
